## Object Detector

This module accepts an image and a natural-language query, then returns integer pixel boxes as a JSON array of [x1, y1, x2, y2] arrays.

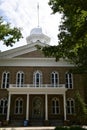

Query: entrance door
[[32, 97, 43, 119]]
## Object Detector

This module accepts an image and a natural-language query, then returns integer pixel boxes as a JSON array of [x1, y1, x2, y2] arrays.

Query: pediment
[[0, 42, 49, 58], [14, 50, 45, 58]]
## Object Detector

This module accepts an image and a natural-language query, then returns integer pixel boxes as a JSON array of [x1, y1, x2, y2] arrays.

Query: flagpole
[[37, 3, 39, 27]]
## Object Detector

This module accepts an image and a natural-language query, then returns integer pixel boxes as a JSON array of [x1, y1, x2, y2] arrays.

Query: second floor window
[[16, 71, 24, 87], [65, 73, 73, 89], [51, 72, 59, 87], [33, 71, 42, 87], [2, 72, 10, 88]]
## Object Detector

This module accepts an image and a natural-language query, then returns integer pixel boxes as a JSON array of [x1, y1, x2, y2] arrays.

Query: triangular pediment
[[14, 50, 45, 58], [0, 42, 49, 58]]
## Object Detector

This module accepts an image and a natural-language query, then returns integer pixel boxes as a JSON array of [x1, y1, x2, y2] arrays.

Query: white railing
[[9, 84, 65, 88]]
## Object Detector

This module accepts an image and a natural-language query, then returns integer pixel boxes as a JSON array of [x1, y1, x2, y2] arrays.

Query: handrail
[[9, 84, 65, 88]]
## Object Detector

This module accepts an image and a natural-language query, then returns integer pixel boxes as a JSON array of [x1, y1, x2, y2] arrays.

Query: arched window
[[52, 97, 60, 114], [16, 71, 24, 87], [33, 71, 42, 87], [65, 72, 73, 88], [0, 98, 7, 115], [2, 71, 10, 88], [14, 97, 23, 114], [66, 98, 75, 114], [51, 72, 59, 87]]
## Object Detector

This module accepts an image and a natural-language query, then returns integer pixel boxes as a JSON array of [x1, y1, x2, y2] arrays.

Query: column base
[[64, 120, 70, 126], [2, 120, 9, 126], [44, 120, 49, 126]]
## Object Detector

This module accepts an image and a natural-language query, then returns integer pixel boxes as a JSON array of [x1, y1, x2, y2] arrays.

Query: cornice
[[0, 58, 74, 67], [0, 42, 49, 58]]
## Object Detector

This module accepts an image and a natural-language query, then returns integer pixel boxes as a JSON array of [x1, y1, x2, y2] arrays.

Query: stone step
[[49, 120, 63, 126], [0, 127, 55, 130], [30, 120, 44, 126]]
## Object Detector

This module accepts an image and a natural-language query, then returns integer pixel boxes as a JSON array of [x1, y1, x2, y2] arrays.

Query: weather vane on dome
[[37, 3, 39, 27]]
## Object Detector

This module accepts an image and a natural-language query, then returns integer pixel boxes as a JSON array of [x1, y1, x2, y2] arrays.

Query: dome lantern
[[26, 27, 50, 44]]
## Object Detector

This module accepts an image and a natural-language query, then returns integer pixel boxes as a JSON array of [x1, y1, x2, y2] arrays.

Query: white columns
[[45, 94, 48, 120], [63, 93, 66, 120], [26, 94, 29, 120], [7, 93, 11, 121]]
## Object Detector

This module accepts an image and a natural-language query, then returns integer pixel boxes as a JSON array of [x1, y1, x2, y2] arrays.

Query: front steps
[[29, 120, 44, 126], [0, 127, 55, 130], [8, 119, 63, 127], [49, 120, 64, 126]]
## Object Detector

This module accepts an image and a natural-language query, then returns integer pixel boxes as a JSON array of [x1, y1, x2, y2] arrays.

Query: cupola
[[26, 27, 50, 44]]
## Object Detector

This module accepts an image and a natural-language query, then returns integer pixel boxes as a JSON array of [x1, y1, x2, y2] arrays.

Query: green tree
[[75, 92, 87, 124], [42, 0, 87, 73], [0, 17, 22, 47]]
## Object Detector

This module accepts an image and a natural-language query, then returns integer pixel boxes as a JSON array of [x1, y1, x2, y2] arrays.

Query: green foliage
[[42, 0, 87, 73], [55, 126, 85, 130], [0, 17, 23, 46], [75, 92, 87, 124], [55, 126, 69, 130]]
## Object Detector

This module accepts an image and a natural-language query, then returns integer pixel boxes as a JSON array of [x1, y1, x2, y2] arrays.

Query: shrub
[[70, 126, 85, 130], [55, 126, 85, 130], [55, 126, 69, 130]]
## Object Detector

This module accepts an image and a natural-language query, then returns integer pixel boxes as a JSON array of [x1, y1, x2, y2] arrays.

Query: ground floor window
[[67, 98, 75, 114], [0, 98, 7, 115], [52, 97, 60, 114], [14, 97, 23, 114]]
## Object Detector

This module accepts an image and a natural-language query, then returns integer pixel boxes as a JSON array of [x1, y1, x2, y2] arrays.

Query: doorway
[[32, 97, 43, 119]]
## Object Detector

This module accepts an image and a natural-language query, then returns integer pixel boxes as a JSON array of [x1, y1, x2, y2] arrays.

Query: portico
[[6, 84, 67, 124]]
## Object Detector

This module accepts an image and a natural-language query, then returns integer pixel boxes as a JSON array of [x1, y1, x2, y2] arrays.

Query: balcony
[[9, 84, 65, 88], [7, 84, 67, 94]]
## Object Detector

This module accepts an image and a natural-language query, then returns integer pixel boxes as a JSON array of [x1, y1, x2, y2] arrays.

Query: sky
[[0, 0, 61, 52]]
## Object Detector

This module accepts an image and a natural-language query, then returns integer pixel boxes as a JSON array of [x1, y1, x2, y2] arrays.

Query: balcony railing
[[9, 84, 65, 88]]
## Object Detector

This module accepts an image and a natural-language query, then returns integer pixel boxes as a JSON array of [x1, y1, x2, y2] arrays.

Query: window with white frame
[[33, 71, 42, 87], [51, 72, 59, 87], [67, 98, 75, 114], [0, 98, 7, 115], [16, 71, 24, 87], [14, 97, 23, 114], [65, 72, 73, 88], [2, 71, 10, 88], [52, 97, 60, 114]]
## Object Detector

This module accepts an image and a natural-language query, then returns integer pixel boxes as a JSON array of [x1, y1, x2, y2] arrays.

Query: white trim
[[51, 71, 59, 87], [0, 58, 74, 67], [66, 98, 75, 114], [7, 86, 67, 95], [65, 72, 73, 89], [1, 71, 10, 89], [14, 97, 23, 115], [33, 70, 42, 87], [52, 97, 60, 114], [0, 42, 48, 58], [16, 71, 24, 87], [0, 98, 7, 115]]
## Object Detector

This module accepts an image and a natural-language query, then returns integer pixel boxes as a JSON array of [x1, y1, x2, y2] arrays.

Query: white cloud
[[0, 0, 61, 51]]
